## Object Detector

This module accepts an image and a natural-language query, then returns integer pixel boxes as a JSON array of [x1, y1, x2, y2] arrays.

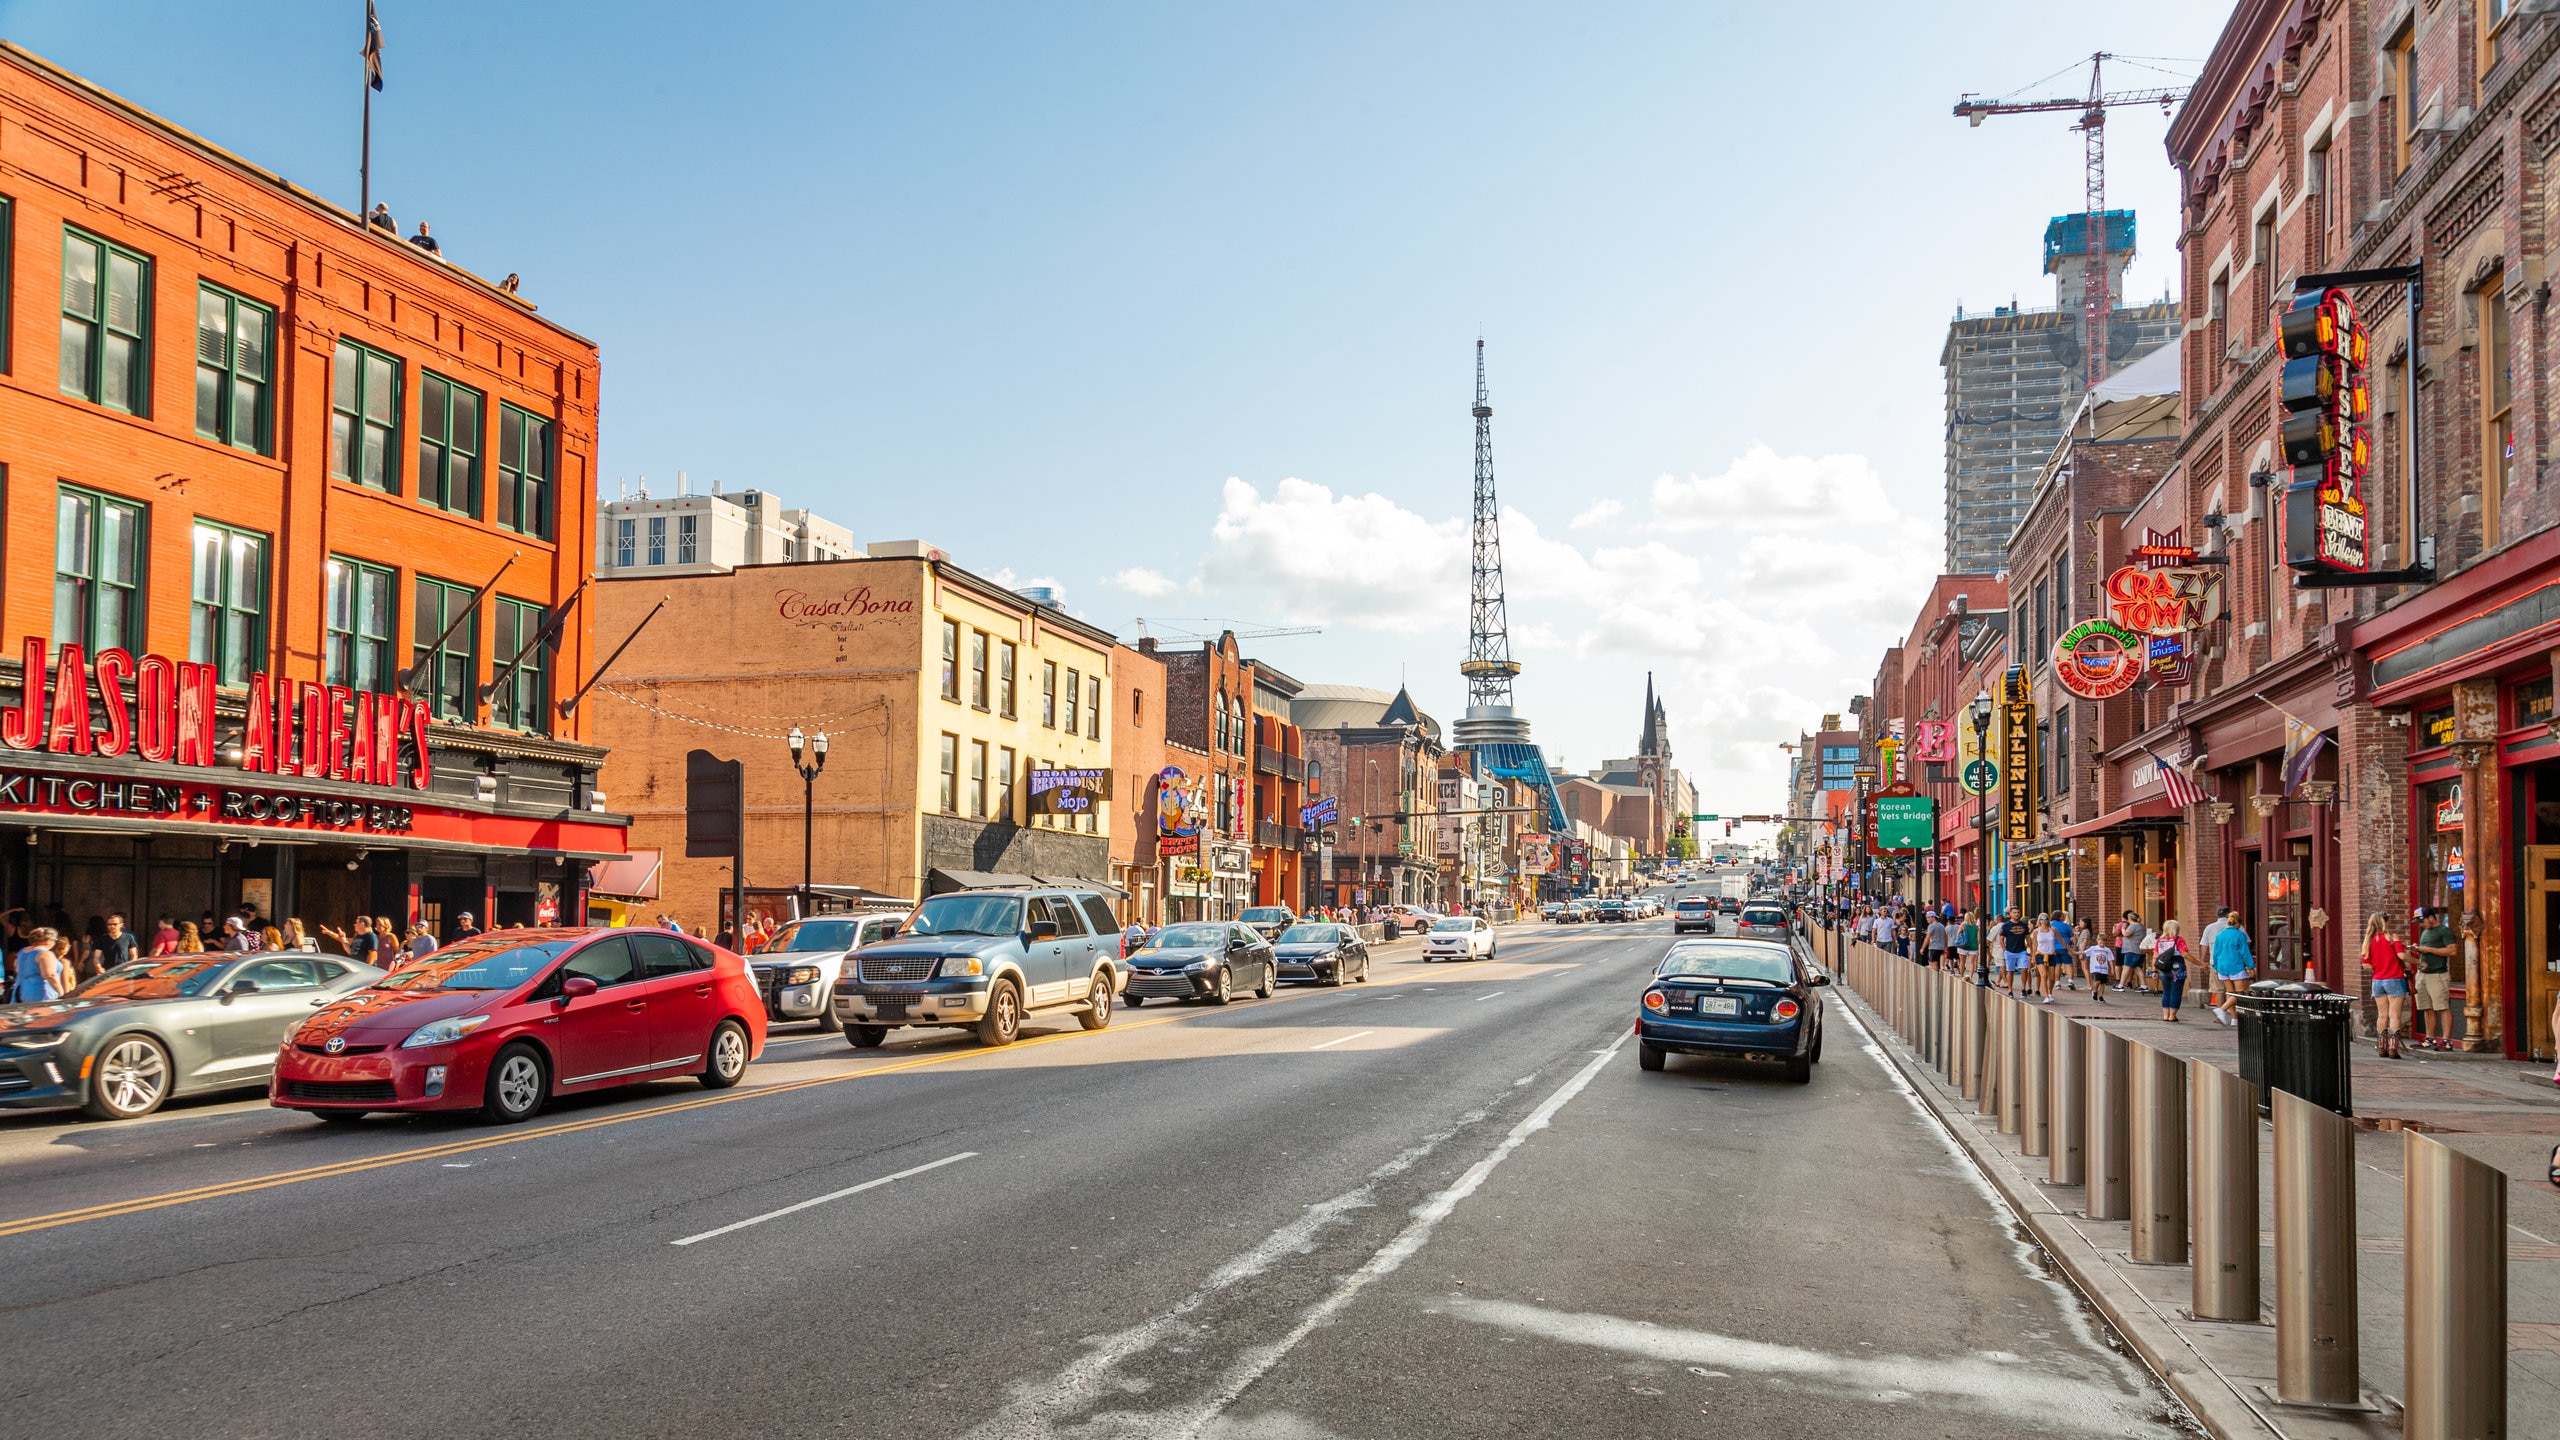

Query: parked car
[[749, 911, 906, 1030], [833, 888, 1123, 1047], [1422, 915, 1496, 962], [1273, 923, 1370, 986], [1671, 896, 1714, 934], [1736, 903, 1792, 941], [1237, 906, 1297, 941], [1123, 922, 1277, 1005], [1636, 937, 1827, 1083], [1386, 905, 1438, 938], [0, 954, 385, 1121], [273, 929, 763, 1125]]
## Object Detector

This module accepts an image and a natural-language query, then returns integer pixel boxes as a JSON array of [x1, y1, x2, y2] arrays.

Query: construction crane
[[1955, 53, 2190, 386], [1132, 617, 1324, 643]]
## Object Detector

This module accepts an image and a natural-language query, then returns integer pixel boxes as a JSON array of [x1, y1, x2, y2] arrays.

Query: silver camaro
[[0, 953, 385, 1121]]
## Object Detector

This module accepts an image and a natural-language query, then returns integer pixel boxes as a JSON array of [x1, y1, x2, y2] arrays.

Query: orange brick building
[[0, 43, 624, 937]]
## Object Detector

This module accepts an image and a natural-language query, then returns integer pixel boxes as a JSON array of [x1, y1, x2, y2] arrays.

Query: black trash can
[[2233, 980, 2354, 1117]]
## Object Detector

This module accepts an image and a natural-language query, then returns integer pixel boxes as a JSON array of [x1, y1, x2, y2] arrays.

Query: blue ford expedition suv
[[831, 888, 1125, 1048]]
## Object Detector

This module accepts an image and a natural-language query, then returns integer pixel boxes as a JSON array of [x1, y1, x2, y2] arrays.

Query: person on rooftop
[[408, 220, 439, 254]]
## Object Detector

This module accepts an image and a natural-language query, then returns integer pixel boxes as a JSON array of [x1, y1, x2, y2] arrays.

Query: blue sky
[[0, 0, 2233, 829]]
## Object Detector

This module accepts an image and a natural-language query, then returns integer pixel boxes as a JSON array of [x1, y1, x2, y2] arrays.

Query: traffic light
[[2277, 286, 2372, 573]]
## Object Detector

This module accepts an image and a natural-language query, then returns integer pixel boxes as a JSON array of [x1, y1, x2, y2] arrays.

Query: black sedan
[[1637, 937, 1827, 1083], [1272, 923, 1370, 987], [1123, 923, 1277, 1006], [0, 953, 384, 1120]]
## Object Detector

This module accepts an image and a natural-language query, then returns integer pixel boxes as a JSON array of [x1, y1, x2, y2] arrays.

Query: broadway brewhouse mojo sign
[[0, 637, 436, 835]]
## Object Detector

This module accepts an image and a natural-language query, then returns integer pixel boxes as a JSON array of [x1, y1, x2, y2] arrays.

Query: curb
[[1827, 975, 2292, 1440]]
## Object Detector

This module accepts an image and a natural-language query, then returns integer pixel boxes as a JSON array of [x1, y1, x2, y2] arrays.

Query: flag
[[2281, 721, 2330, 796], [363, 1, 385, 92], [2143, 743, 2209, 809]]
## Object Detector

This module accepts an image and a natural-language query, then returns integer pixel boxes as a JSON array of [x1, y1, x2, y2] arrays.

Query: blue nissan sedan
[[1636, 937, 1827, 1083]]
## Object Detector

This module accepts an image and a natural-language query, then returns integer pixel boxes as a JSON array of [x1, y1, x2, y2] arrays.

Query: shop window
[[1088, 675, 1103, 741], [332, 340, 401, 492], [324, 556, 396, 693], [495, 403, 554, 539], [614, 518, 636, 568], [416, 372, 482, 516], [189, 522, 267, 687], [1042, 660, 1057, 727], [194, 284, 272, 454], [53, 486, 143, 654], [938, 733, 959, 814], [1065, 668, 1082, 736], [2517, 676, 2554, 731], [2415, 704, 2458, 750], [60, 228, 150, 414], [969, 630, 989, 710], [995, 746, 1016, 821], [997, 641, 1016, 718], [2483, 277, 2513, 547], [492, 597, 551, 735], [969, 739, 988, 818], [411, 576, 480, 722], [940, 619, 960, 701], [2417, 777, 2465, 912]]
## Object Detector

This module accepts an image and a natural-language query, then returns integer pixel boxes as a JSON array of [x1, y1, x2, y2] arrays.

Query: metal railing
[[1254, 745, 1303, 780]]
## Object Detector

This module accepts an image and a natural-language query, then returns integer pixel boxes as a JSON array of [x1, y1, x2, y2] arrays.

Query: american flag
[[2145, 743, 2209, 809]]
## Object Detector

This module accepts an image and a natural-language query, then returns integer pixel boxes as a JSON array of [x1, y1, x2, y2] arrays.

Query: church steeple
[[1639, 673, 1661, 756]]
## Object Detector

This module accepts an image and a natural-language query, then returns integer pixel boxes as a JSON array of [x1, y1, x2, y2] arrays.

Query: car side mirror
[[225, 979, 260, 997], [561, 975, 600, 1001], [1029, 920, 1060, 941], [1810, 972, 1833, 987]]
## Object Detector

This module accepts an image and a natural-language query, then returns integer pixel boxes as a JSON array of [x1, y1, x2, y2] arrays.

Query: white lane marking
[[1475, 991, 1507, 1002], [1308, 1031, 1375, 1051], [1167, 1036, 1630, 1435], [1434, 1296, 2171, 1433], [670, 1151, 976, 1247]]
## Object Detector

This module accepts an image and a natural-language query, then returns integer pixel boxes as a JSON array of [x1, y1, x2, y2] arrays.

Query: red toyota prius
[[272, 928, 766, 1124]]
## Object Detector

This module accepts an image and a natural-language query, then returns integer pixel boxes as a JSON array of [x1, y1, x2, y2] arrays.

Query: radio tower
[[1455, 338, 1531, 745]]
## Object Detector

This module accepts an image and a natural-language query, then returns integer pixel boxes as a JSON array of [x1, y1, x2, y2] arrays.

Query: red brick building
[[0, 42, 623, 937]]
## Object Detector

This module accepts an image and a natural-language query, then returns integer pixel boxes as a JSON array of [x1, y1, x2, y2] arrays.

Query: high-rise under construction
[[1940, 212, 2180, 574]]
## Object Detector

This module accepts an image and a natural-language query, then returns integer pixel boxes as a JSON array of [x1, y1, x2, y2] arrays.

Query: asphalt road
[[0, 915, 2187, 1439]]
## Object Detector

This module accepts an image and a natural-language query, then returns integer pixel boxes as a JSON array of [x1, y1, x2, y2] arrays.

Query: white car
[[1423, 915, 1496, 962], [751, 911, 907, 1028]]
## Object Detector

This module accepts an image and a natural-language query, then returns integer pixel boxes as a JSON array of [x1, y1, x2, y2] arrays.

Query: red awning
[[2056, 796, 2185, 839]]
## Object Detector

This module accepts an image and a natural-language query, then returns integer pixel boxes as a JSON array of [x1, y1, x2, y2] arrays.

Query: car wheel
[[848, 1025, 888, 1049], [1810, 1021, 1824, 1063], [1329, 959, 1349, 987], [83, 1034, 172, 1121], [1254, 964, 1274, 999], [978, 979, 1024, 1046], [700, 1020, 751, 1089], [481, 1043, 547, 1124], [1208, 968, 1233, 1006], [1079, 973, 1114, 1031], [1124, 994, 1145, 1008], [1487, 942, 1497, 961], [1637, 1041, 1666, 1073], [814, 1000, 843, 1034], [1784, 1054, 1813, 1084]]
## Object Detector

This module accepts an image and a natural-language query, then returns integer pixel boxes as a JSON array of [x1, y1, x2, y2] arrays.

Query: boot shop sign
[[1, 638, 433, 789]]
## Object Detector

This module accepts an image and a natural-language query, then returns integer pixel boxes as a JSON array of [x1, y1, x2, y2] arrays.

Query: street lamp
[[787, 725, 829, 919], [1970, 689, 1994, 978]]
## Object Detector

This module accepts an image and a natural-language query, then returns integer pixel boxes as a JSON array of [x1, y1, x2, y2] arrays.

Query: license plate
[[1696, 995, 1739, 1016]]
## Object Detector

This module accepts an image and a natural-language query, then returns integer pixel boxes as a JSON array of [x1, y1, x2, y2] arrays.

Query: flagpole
[[360, 73, 371, 221]]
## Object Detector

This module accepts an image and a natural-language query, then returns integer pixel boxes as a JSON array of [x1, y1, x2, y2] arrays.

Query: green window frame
[[492, 597, 551, 735], [324, 556, 397, 694], [60, 227, 151, 414], [331, 340, 402, 493], [54, 485, 144, 653], [412, 576, 480, 723], [496, 403, 554, 538], [189, 521, 268, 688], [194, 284, 273, 454], [417, 371, 483, 516]]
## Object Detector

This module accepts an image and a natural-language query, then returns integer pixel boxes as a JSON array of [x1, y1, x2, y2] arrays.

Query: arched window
[[1215, 691, 1229, 751]]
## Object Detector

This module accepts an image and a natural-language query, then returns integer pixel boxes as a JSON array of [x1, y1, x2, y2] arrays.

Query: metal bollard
[[1958, 979, 1982, 1102], [2272, 1088, 2359, 1406], [2403, 1130, 2506, 1440], [1998, 996, 2023, 1132], [2049, 1016, 2086, 1184], [2128, 1040, 2185, 1261], [2085, 1027, 2131, 1221], [2020, 1003, 2051, 1156], [2189, 1059, 2262, 1323]]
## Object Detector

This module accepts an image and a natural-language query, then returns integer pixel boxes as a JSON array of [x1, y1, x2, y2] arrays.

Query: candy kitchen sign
[[1, 638, 433, 790]]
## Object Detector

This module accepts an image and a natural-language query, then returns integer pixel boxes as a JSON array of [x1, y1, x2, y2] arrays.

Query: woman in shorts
[[2361, 913, 2410, 1059]]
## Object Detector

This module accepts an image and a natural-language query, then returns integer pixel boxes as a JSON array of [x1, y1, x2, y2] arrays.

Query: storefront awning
[[2056, 796, 2186, 839]]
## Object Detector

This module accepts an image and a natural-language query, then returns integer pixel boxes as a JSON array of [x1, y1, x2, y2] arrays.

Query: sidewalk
[[1832, 950, 2560, 1440]]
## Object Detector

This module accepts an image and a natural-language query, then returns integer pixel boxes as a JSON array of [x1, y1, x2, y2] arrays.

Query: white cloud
[[1650, 445, 1895, 532], [1569, 498, 1623, 529], [1104, 567, 1183, 598], [1206, 477, 1467, 634]]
